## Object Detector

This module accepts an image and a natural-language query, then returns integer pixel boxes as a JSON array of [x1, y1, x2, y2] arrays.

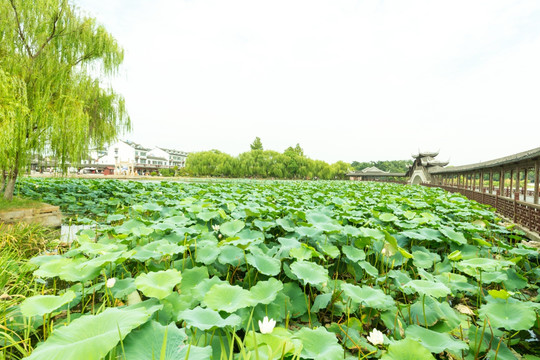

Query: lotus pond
[[3, 178, 540, 359]]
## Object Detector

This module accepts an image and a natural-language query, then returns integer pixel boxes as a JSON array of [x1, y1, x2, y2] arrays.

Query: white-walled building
[[149, 147, 187, 168], [83, 140, 188, 175]]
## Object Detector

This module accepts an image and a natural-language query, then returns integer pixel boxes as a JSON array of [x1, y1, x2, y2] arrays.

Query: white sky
[[75, 0, 540, 165]]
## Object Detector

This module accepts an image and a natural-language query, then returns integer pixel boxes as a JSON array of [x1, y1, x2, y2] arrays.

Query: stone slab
[[0, 205, 62, 228]]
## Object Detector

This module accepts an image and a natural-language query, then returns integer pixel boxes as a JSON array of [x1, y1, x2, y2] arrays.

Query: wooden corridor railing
[[423, 183, 540, 235], [425, 146, 540, 237]]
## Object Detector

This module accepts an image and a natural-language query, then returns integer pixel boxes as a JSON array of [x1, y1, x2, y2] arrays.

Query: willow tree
[[0, 0, 130, 200]]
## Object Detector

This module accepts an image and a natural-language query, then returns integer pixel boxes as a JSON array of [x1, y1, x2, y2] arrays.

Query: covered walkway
[[426, 147, 540, 235]]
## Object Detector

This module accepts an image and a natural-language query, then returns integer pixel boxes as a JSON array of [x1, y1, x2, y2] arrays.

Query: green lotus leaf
[[342, 245, 366, 262], [135, 269, 182, 300], [74, 242, 124, 256], [250, 278, 283, 305], [478, 271, 507, 284], [26, 301, 161, 360], [276, 218, 295, 232], [179, 266, 209, 295], [203, 283, 253, 312], [34, 257, 101, 282], [458, 258, 514, 273], [191, 277, 227, 302], [318, 243, 339, 259], [488, 289, 511, 300], [306, 212, 342, 232], [405, 325, 468, 353], [141, 202, 162, 212], [503, 268, 528, 291], [196, 244, 220, 265], [244, 328, 302, 359], [381, 338, 435, 360], [479, 302, 536, 331], [116, 219, 154, 237], [197, 210, 220, 222], [341, 283, 395, 310], [246, 252, 281, 276], [343, 225, 363, 237], [290, 261, 329, 286], [311, 293, 332, 312], [359, 227, 385, 241], [179, 306, 241, 330], [379, 213, 398, 222], [290, 246, 314, 261], [468, 324, 519, 360], [448, 250, 462, 261], [122, 321, 185, 359], [295, 226, 323, 239], [21, 291, 76, 318], [218, 245, 245, 266], [225, 229, 264, 247], [283, 282, 308, 316], [109, 278, 137, 299], [408, 296, 447, 326], [412, 250, 439, 269], [295, 327, 342, 360], [439, 227, 467, 245], [220, 219, 245, 237], [358, 260, 379, 278], [106, 214, 125, 223], [402, 280, 451, 298]]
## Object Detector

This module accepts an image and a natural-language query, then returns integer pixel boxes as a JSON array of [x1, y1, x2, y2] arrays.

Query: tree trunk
[[0, 170, 6, 194], [3, 168, 19, 201]]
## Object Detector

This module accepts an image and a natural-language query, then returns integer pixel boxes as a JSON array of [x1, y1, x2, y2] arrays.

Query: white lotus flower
[[106, 278, 116, 288], [381, 247, 390, 257], [212, 224, 220, 232], [258, 316, 276, 334], [366, 328, 384, 346]]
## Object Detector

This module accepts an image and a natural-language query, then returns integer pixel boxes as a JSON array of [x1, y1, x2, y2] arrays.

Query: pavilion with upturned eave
[[407, 150, 449, 185]]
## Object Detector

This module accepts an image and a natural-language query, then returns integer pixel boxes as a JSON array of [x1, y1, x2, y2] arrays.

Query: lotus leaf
[[402, 279, 451, 298], [250, 278, 283, 305], [381, 338, 435, 360], [246, 252, 281, 276], [196, 245, 220, 265], [290, 261, 328, 286], [295, 327, 343, 360], [342, 245, 366, 262], [220, 219, 245, 237], [479, 302, 536, 331], [405, 325, 467, 353], [178, 306, 241, 330], [109, 278, 137, 299], [203, 283, 253, 312], [122, 321, 187, 359], [26, 301, 161, 360], [341, 283, 395, 310], [439, 227, 467, 245], [134, 269, 182, 299], [218, 245, 246, 265], [21, 291, 76, 318]]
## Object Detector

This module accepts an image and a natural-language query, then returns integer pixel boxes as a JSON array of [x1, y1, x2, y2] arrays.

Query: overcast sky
[[76, 0, 540, 165]]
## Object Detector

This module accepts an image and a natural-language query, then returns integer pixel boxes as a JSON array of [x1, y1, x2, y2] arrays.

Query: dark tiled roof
[[158, 147, 188, 156], [430, 146, 540, 174]]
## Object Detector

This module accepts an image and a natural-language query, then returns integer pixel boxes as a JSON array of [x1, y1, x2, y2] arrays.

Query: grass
[[0, 197, 46, 212], [0, 223, 58, 359], [0, 223, 59, 258]]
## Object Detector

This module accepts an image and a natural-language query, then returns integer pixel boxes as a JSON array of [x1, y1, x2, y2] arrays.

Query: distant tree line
[[183, 138, 351, 180], [351, 160, 412, 173]]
